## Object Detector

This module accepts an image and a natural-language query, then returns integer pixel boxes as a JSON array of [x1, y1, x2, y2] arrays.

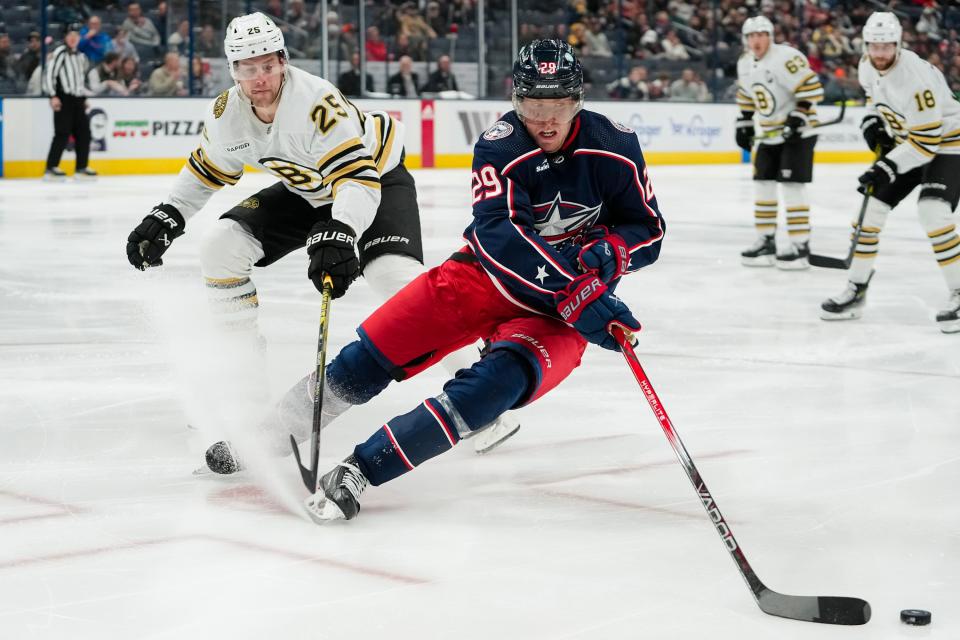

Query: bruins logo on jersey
[[214, 91, 229, 119], [261, 157, 324, 192], [240, 197, 260, 209], [750, 83, 777, 117]]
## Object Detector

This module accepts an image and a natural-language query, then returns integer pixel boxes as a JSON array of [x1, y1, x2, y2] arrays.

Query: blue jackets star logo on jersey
[[532, 192, 602, 245]]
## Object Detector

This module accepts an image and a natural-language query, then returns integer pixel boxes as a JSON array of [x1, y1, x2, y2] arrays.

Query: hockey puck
[[900, 609, 931, 626]]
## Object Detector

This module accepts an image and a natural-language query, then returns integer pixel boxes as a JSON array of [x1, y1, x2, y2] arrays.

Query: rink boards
[[0, 96, 873, 178]]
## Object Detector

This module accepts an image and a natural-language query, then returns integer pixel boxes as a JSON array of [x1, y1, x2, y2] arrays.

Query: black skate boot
[[820, 272, 873, 321], [776, 240, 810, 270], [741, 235, 776, 267], [935, 289, 960, 334], [304, 455, 369, 522]]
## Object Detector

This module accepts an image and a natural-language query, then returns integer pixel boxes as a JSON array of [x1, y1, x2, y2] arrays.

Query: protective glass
[[514, 97, 581, 126], [233, 59, 285, 81]]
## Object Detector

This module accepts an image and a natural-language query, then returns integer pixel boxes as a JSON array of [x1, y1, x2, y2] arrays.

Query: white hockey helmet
[[224, 12, 287, 78], [862, 12, 902, 46], [742, 16, 774, 43]]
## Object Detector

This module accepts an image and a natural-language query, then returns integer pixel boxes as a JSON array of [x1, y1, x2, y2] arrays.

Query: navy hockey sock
[[354, 350, 531, 485], [326, 340, 394, 404]]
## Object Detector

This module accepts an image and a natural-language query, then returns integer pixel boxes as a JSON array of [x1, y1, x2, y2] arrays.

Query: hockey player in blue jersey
[[297, 39, 666, 521]]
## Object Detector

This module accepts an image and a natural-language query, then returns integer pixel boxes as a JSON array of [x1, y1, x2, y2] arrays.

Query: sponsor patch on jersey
[[611, 119, 634, 133], [483, 121, 514, 141], [240, 197, 259, 209], [213, 91, 229, 119]]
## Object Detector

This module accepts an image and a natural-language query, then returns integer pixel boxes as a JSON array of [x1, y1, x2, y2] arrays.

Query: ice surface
[[1, 165, 958, 639]]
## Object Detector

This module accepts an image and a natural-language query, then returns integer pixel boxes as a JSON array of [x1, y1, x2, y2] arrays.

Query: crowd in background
[[0, 0, 957, 102]]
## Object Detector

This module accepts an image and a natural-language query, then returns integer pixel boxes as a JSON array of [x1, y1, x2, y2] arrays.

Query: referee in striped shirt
[[42, 24, 96, 180]]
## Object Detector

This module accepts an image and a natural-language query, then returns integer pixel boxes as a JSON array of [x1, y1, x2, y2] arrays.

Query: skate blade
[[304, 496, 347, 524], [776, 259, 810, 271], [937, 318, 960, 334], [474, 421, 521, 454], [820, 309, 863, 321], [741, 255, 775, 267]]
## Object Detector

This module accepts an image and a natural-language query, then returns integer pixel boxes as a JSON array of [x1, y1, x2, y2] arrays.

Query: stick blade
[[290, 434, 316, 491], [808, 254, 850, 270], [758, 590, 871, 625]]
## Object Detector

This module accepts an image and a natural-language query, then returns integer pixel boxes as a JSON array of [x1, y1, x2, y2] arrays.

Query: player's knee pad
[[199, 218, 265, 279], [780, 182, 807, 207], [439, 349, 532, 436], [362, 253, 426, 301], [326, 340, 394, 405], [755, 180, 777, 202], [917, 197, 955, 234]]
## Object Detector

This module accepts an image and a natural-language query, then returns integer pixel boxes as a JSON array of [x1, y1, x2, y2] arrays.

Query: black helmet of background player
[[512, 39, 583, 126]]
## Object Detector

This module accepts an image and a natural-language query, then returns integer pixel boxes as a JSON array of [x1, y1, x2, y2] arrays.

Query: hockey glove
[[782, 109, 809, 141], [860, 114, 895, 155], [555, 274, 641, 352], [857, 157, 898, 194], [126, 203, 185, 270], [306, 219, 360, 298], [576, 226, 630, 283], [735, 112, 755, 152]]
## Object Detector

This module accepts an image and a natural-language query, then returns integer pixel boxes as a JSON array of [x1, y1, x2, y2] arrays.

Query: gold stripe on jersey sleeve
[[330, 176, 382, 198], [323, 157, 377, 187], [907, 138, 936, 157], [191, 148, 241, 185], [910, 131, 942, 143], [910, 121, 942, 133], [376, 117, 397, 174], [933, 236, 960, 253], [928, 225, 956, 239], [186, 156, 224, 189], [316, 137, 366, 174]]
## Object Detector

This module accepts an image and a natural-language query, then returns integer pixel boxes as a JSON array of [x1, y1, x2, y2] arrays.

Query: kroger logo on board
[[626, 114, 662, 147], [669, 115, 722, 147]]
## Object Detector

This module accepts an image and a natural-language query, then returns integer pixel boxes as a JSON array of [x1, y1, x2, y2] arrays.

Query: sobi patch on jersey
[[610, 118, 634, 133], [483, 121, 514, 141]]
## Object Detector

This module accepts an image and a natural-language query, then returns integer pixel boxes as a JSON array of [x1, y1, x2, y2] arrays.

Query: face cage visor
[[231, 54, 286, 81], [512, 95, 583, 126]]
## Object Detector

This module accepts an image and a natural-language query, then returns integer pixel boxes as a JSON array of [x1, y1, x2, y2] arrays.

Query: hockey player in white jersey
[[124, 13, 519, 461], [820, 12, 960, 333], [735, 16, 824, 269]]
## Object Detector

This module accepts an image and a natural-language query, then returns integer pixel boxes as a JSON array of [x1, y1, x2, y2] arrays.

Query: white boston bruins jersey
[[736, 43, 824, 144], [859, 48, 960, 173], [165, 64, 404, 236]]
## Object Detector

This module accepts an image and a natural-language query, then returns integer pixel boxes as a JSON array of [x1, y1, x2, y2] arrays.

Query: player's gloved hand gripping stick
[[610, 324, 870, 625], [291, 273, 334, 491]]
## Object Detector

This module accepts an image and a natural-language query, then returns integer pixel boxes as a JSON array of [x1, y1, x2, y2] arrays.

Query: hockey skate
[[741, 235, 776, 267], [775, 240, 810, 270], [935, 289, 960, 334], [304, 455, 369, 522], [820, 272, 873, 321], [472, 414, 521, 454]]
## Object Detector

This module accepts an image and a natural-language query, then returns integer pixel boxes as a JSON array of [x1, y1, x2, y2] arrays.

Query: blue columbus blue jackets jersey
[[464, 109, 666, 317]]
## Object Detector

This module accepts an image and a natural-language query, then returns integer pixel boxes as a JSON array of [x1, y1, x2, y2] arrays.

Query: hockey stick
[[291, 273, 334, 492], [808, 188, 871, 269], [611, 326, 871, 625], [761, 96, 847, 139]]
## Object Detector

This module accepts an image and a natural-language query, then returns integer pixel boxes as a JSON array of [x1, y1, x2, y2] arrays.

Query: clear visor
[[232, 58, 285, 81], [514, 97, 582, 126]]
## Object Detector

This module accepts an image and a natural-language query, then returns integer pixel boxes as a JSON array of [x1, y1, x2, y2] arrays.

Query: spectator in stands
[[118, 56, 143, 94], [392, 33, 422, 61], [916, 6, 941, 42], [112, 28, 139, 62], [190, 56, 213, 96], [366, 26, 388, 61], [449, 0, 475, 27], [387, 55, 420, 97], [284, 0, 311, 56], [148, 51, 186, 96], [197, 25, 221, 58], [123, 3, 161, 51], [398, 2, 437, 52], [629, 12, 661, 58], [669, 68, 710, 102], [338, 51, 374, 97], [153, 1, 169, 47], [167, 20, 190, 56], [53, 0, 88, 26], [649, 71, 672, 100], [265, 0, 283, 21], [421, 54, 459, 93], [425, 2, 447, 36], [567, 22, 587, 54], [661, 30, 690, 60], [607, 64, 650, 100], [583, 17, 613, 57], [16, 31, 42, 83], [79, 15, 113, 64], [0, 33, 18, 93], [87, 51, 127, 96]]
